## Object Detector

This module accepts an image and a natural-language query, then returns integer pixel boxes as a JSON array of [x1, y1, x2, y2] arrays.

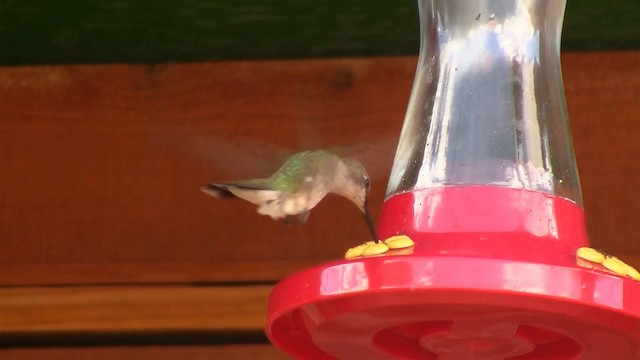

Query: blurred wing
[[292, 105, 400, 187], [330, 133, 400, 184], [149, 125, 295, 180]]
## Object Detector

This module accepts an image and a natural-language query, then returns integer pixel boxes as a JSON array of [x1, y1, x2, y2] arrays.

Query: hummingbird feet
[[283, 210, 310, 227], [297, 210, 310, 225]]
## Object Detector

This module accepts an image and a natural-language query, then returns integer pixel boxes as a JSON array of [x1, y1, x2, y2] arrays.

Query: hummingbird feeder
[[266, 0, 640, 358]]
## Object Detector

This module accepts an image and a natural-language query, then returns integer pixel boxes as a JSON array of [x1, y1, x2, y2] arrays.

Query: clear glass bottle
[[379, 0, 587, 264]]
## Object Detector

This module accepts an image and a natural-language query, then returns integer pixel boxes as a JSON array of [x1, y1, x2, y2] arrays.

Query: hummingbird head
[[340, 157, 378, 241], [340, 157, 371, 214]]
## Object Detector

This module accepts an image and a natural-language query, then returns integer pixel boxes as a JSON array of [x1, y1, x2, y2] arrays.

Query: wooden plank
[[0, 345, 288, 360], [0, 1, 637, 66], [0, 285, 270, 333], [565, 52, 640, 260], [0, 56, 410, 277], [0, 52, 638, 286], [0, 261, 317, 287]]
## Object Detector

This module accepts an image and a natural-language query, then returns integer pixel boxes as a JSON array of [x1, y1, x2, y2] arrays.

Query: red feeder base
[[266, 187, 640, 359]]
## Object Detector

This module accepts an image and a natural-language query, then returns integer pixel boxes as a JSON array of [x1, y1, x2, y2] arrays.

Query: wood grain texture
[[564, 52, 640, 260], [0, 285, 270, 333], [0, 52, 638, 286], [0, 261, 317, 286], [0, 56, 410, 273], [0, 345, 288, 360]]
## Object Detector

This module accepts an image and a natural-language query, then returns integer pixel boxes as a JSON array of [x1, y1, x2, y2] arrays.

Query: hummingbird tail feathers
[[201, 182, 282, 206], [200, 183, 238, 198]]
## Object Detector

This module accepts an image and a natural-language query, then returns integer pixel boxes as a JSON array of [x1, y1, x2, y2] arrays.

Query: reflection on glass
[[387, 0, 582, 206]]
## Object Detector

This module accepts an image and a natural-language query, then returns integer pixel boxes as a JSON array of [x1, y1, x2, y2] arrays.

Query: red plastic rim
[[266, 256, 640, 359], [265, 188, 640, 359]]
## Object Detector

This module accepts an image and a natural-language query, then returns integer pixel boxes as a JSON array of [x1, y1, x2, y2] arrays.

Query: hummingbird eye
[[364, 177, 371, 189]]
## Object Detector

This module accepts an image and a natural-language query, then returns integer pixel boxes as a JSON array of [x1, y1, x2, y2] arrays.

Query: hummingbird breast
[[257, 186, 326, 220], [256, 151, 345, 220]]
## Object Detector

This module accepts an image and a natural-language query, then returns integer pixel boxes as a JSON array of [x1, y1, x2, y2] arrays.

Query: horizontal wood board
[[0, 52, 638, 286], [0, 345, 288, 360], [0, 285, 271, 334]]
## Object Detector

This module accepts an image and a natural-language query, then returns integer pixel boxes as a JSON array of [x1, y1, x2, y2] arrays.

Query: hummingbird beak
[[363, 199, 379, 243]]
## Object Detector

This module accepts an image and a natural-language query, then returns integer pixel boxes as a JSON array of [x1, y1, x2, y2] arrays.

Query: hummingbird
[[201, 149, 379, 242]]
